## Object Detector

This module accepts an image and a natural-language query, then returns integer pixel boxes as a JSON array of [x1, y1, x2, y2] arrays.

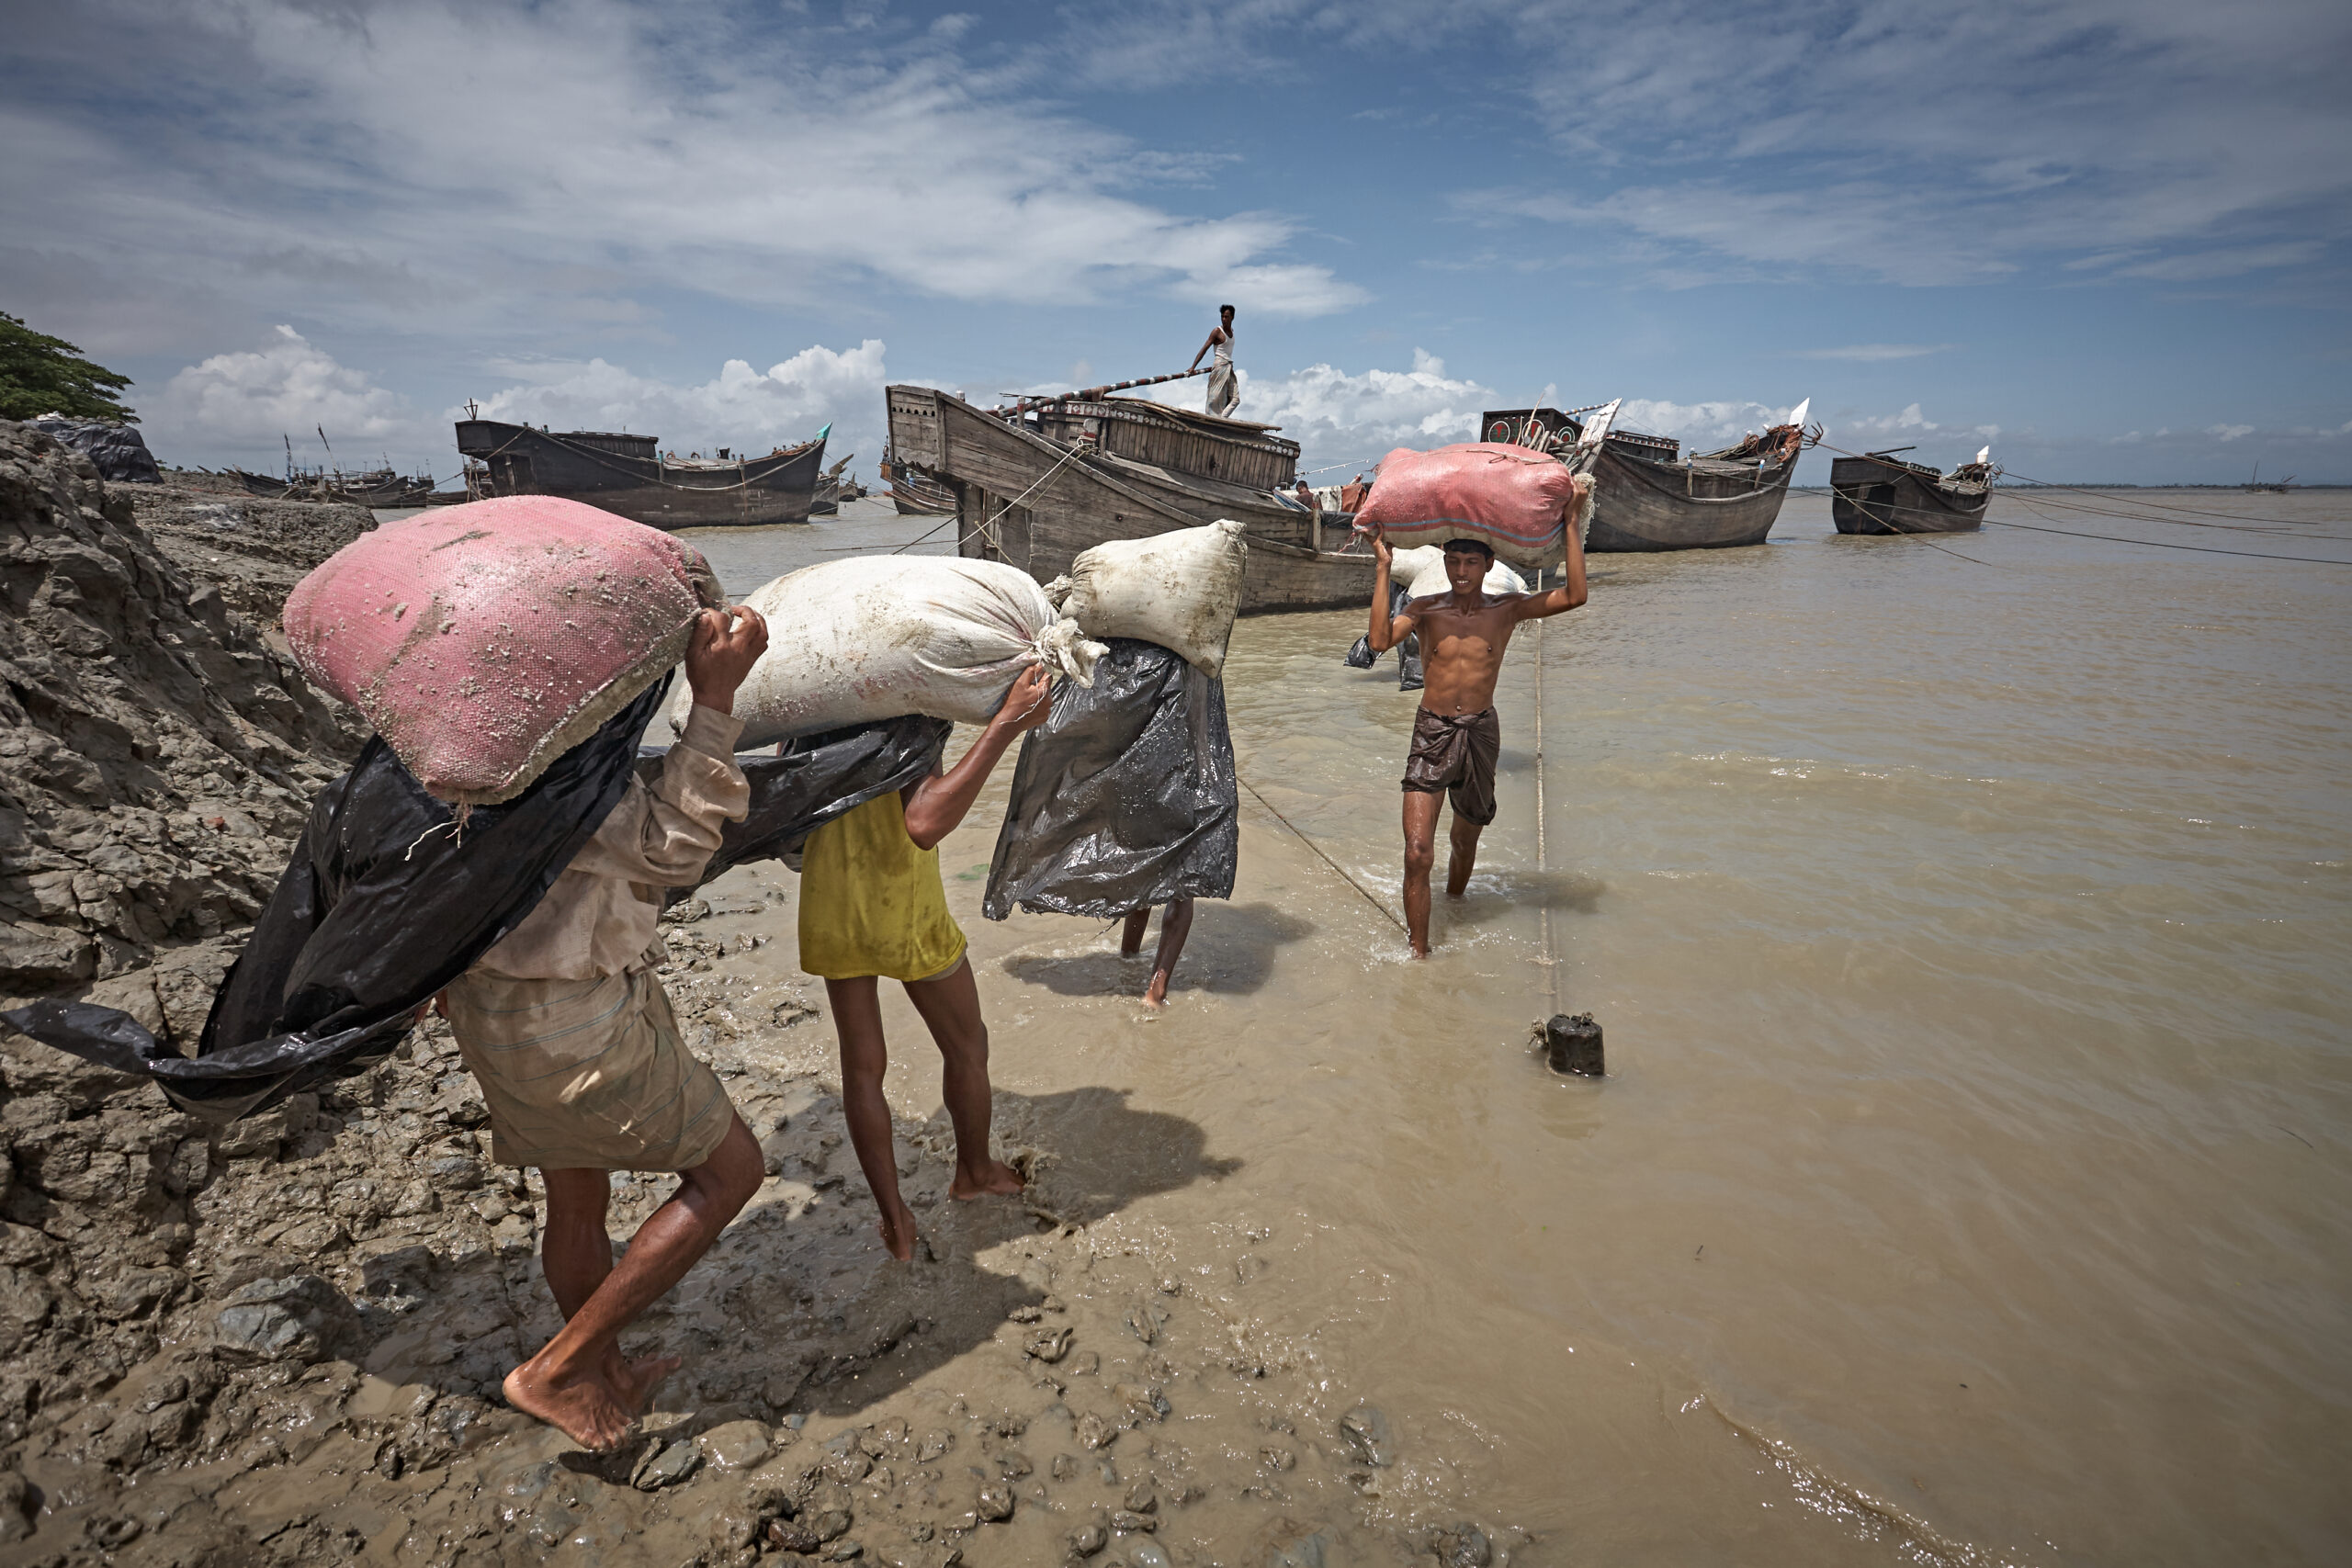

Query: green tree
[[0, 310, 137, 423]]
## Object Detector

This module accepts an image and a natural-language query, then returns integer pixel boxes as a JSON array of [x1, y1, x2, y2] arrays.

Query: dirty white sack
[[668, 557, 1103, 748], [1045, 519, 1248, 678], [1391, 545, 1530, 601]]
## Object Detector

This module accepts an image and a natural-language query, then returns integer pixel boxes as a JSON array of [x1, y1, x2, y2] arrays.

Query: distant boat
[[1830, 446, 1996, 535], [452, 419, 826, 528], [2243, 463, 2292, 493], [809, 454, 859, 517], [880, 446, 958, 514], [1481, 399, 1811, 551], [886, 373, 1378, 611], [218, 466, 435, 507]]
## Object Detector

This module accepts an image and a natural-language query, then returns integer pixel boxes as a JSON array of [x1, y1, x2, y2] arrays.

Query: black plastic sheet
[[665, 714, 950, 894], [1344, 583, 1422, 691], [25, 417, 161, 483], [983, 638, 1236, 921], [3, 687, 948, 1123]]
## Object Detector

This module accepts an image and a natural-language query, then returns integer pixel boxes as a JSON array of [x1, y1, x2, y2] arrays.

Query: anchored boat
[[884, 378, 1378, 612], [452, 418, 826, 528], [1830, 446, 1996, 535], [1482, 400, 1811, 551], [880, 446, 958, 514]]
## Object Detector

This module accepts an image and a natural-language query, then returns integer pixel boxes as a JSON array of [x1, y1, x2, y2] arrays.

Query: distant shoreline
[[1790, 481, 2347, 492]]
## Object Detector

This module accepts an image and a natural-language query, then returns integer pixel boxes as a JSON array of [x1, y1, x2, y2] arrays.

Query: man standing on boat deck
[[1359, 529, 1588, 957], [1189, 304, 1239, 417]]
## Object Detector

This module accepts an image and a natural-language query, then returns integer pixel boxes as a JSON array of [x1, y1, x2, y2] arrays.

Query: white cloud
[[468, 341, 891, 467], [2207, 423, 2256, 442], [1797, 344, 1954, 362], [0, 0, 1364, 355], [150, 326, 427, 467]]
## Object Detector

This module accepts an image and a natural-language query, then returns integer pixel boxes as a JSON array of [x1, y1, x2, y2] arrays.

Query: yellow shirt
[[797, 789, 967, 983]]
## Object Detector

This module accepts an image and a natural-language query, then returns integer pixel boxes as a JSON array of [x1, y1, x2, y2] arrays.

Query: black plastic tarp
[[26, 417, 161, 483], [1344, 582, 1422, 691], [983, 638, 1236, 921], [2, 686, 949, 1124]]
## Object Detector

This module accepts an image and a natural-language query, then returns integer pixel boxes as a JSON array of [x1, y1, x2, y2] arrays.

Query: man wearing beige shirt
[[440, 605, 767, 1452]]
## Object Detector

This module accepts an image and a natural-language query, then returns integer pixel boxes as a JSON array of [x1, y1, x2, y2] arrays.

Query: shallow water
[[674, 490, 2352, 1563]]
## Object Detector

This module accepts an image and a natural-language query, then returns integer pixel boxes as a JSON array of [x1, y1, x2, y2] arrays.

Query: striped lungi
[[443, 966, 735, 1172]]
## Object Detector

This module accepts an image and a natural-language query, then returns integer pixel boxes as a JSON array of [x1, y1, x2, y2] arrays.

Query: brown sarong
[[444, 966, 735, 1172], [1400, 705, 1500, 826]]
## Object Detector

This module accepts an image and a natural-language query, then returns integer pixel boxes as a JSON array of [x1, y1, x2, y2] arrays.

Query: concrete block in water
[[1543, 1013, 1604, 1077]]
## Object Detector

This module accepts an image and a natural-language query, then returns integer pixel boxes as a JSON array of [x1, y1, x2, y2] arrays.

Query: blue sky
[[3, 0, 2346, 484]]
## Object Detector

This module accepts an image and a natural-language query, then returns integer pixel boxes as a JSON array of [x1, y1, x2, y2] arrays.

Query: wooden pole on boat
[[994, 367, 1208, 415]]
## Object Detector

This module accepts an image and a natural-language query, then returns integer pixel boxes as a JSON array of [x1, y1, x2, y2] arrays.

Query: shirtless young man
[[1361, 530, 1588, 956]]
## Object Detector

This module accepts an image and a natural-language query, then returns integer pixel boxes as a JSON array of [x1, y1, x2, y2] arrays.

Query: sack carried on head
[[1045, 520, 1248, 679], [670, 557, 1104, 749], [1355, 443, 1593, 570], [285, 497, 723, 805]]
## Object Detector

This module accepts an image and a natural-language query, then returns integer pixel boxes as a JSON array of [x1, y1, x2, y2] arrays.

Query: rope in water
[[1234, 772, 1409, 936]]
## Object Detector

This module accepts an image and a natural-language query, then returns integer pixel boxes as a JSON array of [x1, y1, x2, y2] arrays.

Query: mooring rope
[[1234, 772, 1409, 936]]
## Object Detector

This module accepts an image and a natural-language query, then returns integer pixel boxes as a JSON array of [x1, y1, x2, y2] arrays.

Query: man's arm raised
[[1513, 492, 1590, 621], [1363, 527, 1419, 652]]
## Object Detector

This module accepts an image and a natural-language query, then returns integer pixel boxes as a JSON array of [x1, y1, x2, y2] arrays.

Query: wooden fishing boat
[[451, 419, 825, 528], [2242, 464, 2292, 493], [809, 455, 857, 517], [1482, 400, 1809, 552], [885, 382, 1380, 613], [1830, 446, 1994, 535], [881, 448, 958, 514]]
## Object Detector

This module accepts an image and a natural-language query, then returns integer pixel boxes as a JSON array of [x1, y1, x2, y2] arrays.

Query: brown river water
[[659, 489, 2352, 1565]]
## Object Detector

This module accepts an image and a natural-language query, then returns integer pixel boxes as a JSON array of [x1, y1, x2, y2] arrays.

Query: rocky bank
[[0, 426, 1526, 1565]]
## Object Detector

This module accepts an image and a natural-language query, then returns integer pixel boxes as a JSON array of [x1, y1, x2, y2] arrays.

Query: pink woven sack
[[1356, 443, 1591, 569], [285, 497, 724, 805]]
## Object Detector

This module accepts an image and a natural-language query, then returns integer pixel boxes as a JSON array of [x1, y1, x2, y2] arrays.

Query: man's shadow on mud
[[659, 1084, 1235, 1424], [997, 900, 1311, 1001]]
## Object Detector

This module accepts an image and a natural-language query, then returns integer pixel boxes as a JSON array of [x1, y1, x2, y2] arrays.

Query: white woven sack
[[1392, 546, 1529, 601], [1045, 519, 1248, 678], [668, 556, 1102, 748]]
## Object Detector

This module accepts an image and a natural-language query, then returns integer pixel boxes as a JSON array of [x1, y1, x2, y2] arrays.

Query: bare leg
[[1401, 790, 1441, 957], [827, 976, 919, 1260], [1446, 810, 1485, 897], [1119, 909, 1150, 956], [537, 1169, 679, 1411], [503, 1115, 762, 1450], [1144, 899, 1194, 1007], [904, 957, 1023, 1200]]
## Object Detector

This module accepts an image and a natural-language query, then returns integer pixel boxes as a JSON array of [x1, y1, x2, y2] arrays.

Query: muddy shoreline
[[0, 427, 1524, 1565]]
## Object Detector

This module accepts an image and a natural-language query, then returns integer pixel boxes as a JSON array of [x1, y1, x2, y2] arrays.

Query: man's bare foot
[[1409, 942, 1430, 959], [1142, 970, 1171, 1008], [949, 1158, 1025, 1200], [503, 1358, 637, 1452], [877, 1198, 921, 1261]]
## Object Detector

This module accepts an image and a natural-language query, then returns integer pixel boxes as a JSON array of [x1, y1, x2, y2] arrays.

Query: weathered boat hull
[[1581, 440, 1794, 551], [1829, 455, 1988, 535], [452, 420, 823, 529], [883, 454, 959, 514], [886, 385, 1379, 613]]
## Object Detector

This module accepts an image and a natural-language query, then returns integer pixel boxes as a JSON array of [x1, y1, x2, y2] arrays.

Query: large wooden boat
[[881, 447, 958, 514], [451, 420, 825, 528], [219, 466, 435, 507], [884, 384, 1379, 612], [1830, 447, 1994, 535], [1482, 400, 1808, 552]]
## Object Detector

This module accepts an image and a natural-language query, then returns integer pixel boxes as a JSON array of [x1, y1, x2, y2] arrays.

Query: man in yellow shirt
[[799, 667, 1053, 1259]]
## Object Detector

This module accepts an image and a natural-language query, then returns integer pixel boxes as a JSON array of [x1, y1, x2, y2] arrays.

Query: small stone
[[633, 1437, 702, 1491], [1007, 1303, 1043, 1323], [1068, 1520, 1108, 1557], [1110, 1509, 1156, 1533], [698, 1419, 771, 1469], [826, 1543, 863, 1562], [1541, 1012, 1604, 1077], [1338, 1403, 1394, 1468], [1440, 1523, 1495, 1567], [1112, 1382, 1168, 1423], [1075, 1412, 1115, 1450], [1125, 1542, 1172, 1568], [1123, 1303, 1159, 1345], [976, 1481, 1013, 1522], [1123, 1480, 1157, 1513], [0, 1470, 29, 1543], [1026, 1326, 1073, 1364], [1069, 1350, 1100, 1377]]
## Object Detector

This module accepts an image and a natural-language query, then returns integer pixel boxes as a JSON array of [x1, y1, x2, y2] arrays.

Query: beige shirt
[[471, 705, 750, 981]]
